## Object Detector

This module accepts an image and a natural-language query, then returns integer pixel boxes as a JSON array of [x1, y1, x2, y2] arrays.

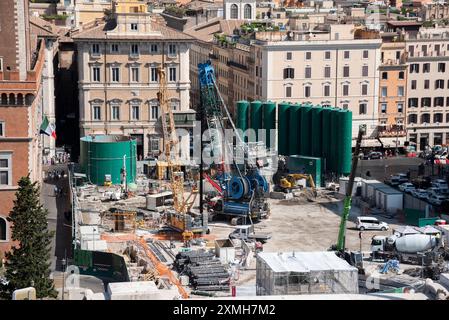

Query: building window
[[304, 86, 311, 98], [91, 43, 100, 55], [438, 63, 446, 72], [230, 4, 238, 19], [381, 87, 387, 97], [92, 67, 100, 82], [397, 103, 403, 113], [424, 80, 430, 89], [411, 80, 417, 90], [111, 67, 120, 82], [359, 103, 367, 115], [343, 84, 349, 96], [362, 65, 368, 77], [434, 97, 444, 107], [151, 67, 158, 82], [111, 44, 119, 53], [421, 113, 430, 124], [168, 44, 177, 57], [361, 83, 368, 96], [434, 113, 443, 123], [344, 51, 350, 59], [399, 71, 404, 79], [324, 51, 331, 60], [324, 66, 331, 78], [170, 100, 179, 111], [150, 44, 158, 53], [131, 67, 139, 82], [286, 52, 292, 60], [130, 44, 139, 56], [112, 105, 120, 120], [169, 67, 177, 82], [285, 86, 292, 98], [397, 86, 404, 97], [150, 136, 160, 152], [343, 66, 349, 77], [324, 84, 330, 97], [382, 72, 388, 80], [131, 105, 140, 120], [381, 103, 387, 113], [0, 217, 6, 241], [410, 64, 419, 73], [151, 104, 159, 119], [93, 105, 101, 120], [0, 153, 12, 186], [408, 114, 417, 124], [283, 68, 294, 79], [305, 52, 312, 60], [244, 4, 252, 19], [435, 79, 444, 89], [409, 98, 418, 108], [0, 121, 4, 137], [363, 50, 369, 59], [421, 97, 431, 107], [305, 66, 311, 78], [131, 23, 138, 31], [423, 63, 430, 73]]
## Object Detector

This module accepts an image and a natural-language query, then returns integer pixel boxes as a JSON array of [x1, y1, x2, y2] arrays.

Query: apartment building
[[0, 0, 56, 254], [377, 37, 408, 149], [73, 0, 195, 160], [74, 0, 114, 28], [405, 28, 449, 150]]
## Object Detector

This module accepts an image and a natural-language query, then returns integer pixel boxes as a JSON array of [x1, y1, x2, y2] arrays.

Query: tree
[[0, 176, 57, 299]]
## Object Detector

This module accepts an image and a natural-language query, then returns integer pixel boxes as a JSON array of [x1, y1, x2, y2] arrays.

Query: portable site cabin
[[374, 185, 403, 214], [339, 177, 362, 196]]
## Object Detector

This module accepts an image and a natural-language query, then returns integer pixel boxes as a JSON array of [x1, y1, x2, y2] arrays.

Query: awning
[[379, 137, 406, 148], [354, 139, 381, 148]]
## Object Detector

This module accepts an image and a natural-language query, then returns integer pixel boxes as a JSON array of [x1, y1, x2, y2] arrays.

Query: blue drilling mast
[[198, 61, 269, 222]]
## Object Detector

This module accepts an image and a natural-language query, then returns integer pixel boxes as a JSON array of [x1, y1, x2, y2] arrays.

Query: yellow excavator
[[278, 173, 316, 196]]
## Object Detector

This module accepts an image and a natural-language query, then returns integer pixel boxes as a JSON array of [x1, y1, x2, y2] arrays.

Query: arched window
[[244, 4, 252, 19], [9, 93, 16, 105], [434, 113, 443, 123], [408, 114, 417, 124], [230, 4, 238, 19], [25, 94, 35, 105], [421, 113, 430, 124], [1, 93, 7, 105], [0, 217, 6, 241], [17, 93, 24, 105]]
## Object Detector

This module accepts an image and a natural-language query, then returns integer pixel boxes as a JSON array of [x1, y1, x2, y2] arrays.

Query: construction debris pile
[[174, 250, 230, 292]]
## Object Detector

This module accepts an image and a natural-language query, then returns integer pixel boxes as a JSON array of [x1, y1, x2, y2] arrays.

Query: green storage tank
[[236, 100, 249, 143], [262, 101, 276, 148], [80, 135, 137, 185], [329, 108, 339, 173], [287, 155, 323, 187], [288, 103, 301, 155], [321, 107, 332, 171], [299, 104, 312, 156], [339, 109, 353, 175], [250, 100, 263, 141], [278, 102, 290, 155], [311, 106, 323, 158]]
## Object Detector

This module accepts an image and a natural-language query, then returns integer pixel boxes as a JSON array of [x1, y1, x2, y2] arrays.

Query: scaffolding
[[256, 251, 359, 296]]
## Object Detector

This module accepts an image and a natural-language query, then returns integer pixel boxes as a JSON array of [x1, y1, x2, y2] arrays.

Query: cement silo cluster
[[80, 135, 137, 185], [236, 101, 352, 176]]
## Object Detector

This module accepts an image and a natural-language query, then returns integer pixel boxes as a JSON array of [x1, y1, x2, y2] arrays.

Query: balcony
[[227, 60, 248, 71], [209, 52, 218, 60]]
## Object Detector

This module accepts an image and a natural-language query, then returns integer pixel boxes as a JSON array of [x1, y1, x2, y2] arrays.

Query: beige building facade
[[73, 2, 195, 160]]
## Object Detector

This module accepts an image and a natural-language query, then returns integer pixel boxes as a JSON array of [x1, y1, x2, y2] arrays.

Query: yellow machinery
[[157, 67, 198, 240], [279, 173, 316, 195]]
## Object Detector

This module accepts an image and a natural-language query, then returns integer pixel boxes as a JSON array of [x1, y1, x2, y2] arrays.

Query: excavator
[[277, 173, 316, 194]]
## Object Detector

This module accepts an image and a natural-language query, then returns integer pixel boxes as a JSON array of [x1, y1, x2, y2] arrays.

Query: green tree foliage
[[0, 176, 57, 299]]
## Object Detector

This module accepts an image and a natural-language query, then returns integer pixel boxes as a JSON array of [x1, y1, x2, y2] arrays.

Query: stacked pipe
[[174, 250, 230, 292]]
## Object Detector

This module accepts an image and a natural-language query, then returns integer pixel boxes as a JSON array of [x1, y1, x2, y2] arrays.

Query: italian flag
[[40, 116, 56, 139]]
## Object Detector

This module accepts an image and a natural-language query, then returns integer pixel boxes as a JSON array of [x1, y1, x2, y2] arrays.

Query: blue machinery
[[198, 61, 269, 221]]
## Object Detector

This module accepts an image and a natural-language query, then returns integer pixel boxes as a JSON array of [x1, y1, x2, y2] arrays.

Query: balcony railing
[[227, 60, 248, 71]]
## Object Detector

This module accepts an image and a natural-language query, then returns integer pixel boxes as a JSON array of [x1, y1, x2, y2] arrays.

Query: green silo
[[339, 110, 353, 175], [80, 135, 137, 185], [278, 102, 290, 155], [288, 103, 301, 155], [262, 101, 276, 149], [250, 100, 263, 141], [236, 100, 249, 143], [329, 108, 339, 173], [311, 106, 323, 158], [321, 107, 332, 171], [299, 104, 312, 156]]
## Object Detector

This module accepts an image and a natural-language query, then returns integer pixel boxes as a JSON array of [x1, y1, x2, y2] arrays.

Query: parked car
[[428, 193, 447, 206], [356, 217, 389, 231], [399, 182, 415, 193], [363, 151, 383, 160], [411, 189, 428, 200], [397, 173, 409, 183], [388, 175, 401, 187], [432, 179, 449, 190]]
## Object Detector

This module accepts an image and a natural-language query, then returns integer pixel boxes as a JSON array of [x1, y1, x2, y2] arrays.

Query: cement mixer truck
[[371, 233, 443, 265]]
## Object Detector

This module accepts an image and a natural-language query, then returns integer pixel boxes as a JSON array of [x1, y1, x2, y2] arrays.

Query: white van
[[356, 217, 389, 231]]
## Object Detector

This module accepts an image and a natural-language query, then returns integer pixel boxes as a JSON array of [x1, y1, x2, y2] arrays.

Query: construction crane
[[331, 124, 366, 272], [198, 61, 269, 224], [157, 67, 205, 241]]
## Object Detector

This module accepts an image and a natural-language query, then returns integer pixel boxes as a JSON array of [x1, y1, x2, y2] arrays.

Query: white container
[[215, 239, 235, 264], [395, 234, 436, 253]]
